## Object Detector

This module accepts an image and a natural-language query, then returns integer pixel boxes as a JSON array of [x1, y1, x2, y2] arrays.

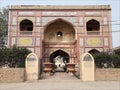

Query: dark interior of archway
[[20, 19, 33, 31], [44, 19, 75, 43], [89, 49, 100, 55], [50, 50, 70, 63], [87, 19, 100, 31]]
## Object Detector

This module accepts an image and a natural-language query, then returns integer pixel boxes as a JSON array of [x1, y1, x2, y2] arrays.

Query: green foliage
[[111, 54, 120, 68], [0, 7, 8, 34], [92, 52, 120, 68], [0, 45, 31, 68], [0, 7, 8, 47], [114, 48, 120, 55]]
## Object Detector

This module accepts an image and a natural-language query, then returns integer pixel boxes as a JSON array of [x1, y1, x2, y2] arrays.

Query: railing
[[20, 31, 32, 35], [87, 31, 100, 35]]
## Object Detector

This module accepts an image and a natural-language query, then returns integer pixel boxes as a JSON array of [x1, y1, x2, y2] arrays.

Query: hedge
[[0, 45, 31, 68], [92, 52, 120, 68]]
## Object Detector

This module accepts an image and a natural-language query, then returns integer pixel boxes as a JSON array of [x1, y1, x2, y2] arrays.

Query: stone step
[[41, 72, 79, 81]]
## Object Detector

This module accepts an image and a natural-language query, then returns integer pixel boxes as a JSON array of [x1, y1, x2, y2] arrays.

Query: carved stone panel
[[86, 37, 102, 47], [80, 38, 84, 46], [11, 26, 17, 36], [36, 17, 41, 26], [79, 17, 84, 26], [103, 17, 108, 25], [12, 38, 16, 46], [104, 38, 108, 46], [12, 17, 17, 25], [79, 53, 95, 81], [18, 37, 34, 46], [36, 38, 40, 46], [26, 53, 40, 81]]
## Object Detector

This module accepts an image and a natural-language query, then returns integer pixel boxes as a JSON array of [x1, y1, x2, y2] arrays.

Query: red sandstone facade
[[8, 5, 112, 72]]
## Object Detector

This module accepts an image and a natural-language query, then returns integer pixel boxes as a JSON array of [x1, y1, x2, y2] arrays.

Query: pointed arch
[[20, 19, 33, 34], [50, 49, 70, 63], [44, 18, 75, 31], [88, 49, 100, 54], [44, 18, 75, 43], [86, 19, 100, 35]]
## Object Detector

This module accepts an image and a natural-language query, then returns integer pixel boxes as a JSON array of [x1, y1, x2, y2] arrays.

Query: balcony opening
[[86, 19, 100, 35], [20, 19, 33, 35]]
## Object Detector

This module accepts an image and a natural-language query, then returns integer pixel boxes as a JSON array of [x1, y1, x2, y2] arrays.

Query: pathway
[[41, 72, 79, 81]]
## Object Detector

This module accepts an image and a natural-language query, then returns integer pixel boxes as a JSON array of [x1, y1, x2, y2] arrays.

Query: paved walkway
[[41, 72, 79, 80], [0, 80, 120, 90], [0, 72, 120, 90]]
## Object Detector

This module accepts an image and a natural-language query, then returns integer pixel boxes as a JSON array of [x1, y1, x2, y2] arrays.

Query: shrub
[[93, 52, 110, 68], [92, 52, 120, 68], [114, 48, 120, 55], [0, 47, 11, 67], [111, 54, 120, 68], [0, 45, 31, 68]]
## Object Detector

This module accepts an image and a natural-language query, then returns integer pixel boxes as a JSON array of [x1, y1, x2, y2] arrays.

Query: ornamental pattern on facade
[[8, 5, 112, 72]]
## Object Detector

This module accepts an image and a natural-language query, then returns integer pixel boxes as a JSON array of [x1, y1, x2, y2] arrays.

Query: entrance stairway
[[41, 72, 79, 81]]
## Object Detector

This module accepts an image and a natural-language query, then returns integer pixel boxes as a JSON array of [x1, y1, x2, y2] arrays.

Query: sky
[[0, 0, 120, 48]]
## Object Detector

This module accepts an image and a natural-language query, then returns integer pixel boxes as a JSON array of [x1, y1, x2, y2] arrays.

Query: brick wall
[[0, 68, 120, 82], [95, 68, 120, 81], [0, 68, 25, 83]]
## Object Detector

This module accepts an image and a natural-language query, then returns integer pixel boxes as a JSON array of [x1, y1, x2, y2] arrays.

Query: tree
[[0, 45, 32, 68], [93, 52, 112, 68], [114, 47, 120, 55], [0, 7, 8, 48], [93, 52, 120, 68]]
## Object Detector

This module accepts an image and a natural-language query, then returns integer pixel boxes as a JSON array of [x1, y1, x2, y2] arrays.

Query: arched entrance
[[50, 50, 70, 72], [43, 18, 76, 74]]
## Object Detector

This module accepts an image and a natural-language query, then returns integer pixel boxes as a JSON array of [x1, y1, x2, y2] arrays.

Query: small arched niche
[[44, 19, 75, 43], [86, 19, 100, 35], [20, 19, 33, 34]]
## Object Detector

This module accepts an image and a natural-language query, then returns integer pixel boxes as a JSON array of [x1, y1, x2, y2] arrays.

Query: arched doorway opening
[[43, 19, 76, 74], [50, 50, 70, 72]]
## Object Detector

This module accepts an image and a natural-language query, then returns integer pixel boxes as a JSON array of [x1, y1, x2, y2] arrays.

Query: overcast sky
[[0, 0, 120, 48]]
